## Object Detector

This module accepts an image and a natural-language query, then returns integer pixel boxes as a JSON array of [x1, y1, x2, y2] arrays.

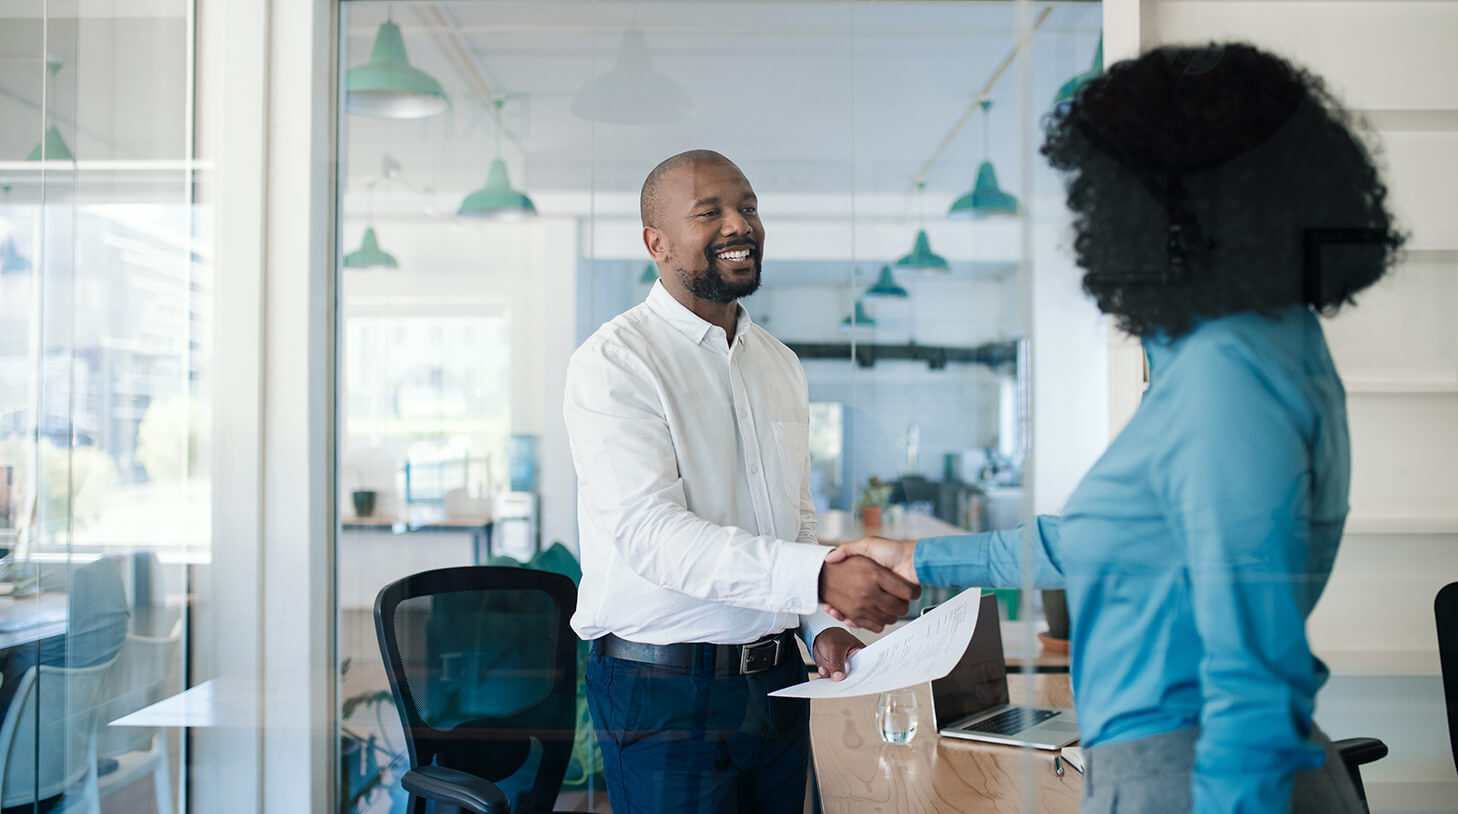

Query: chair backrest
[[0, 658, 117, 807], [107, 550, 178, 637], [96, 631, 182, 758], [375, 566, 578, 814], [1437, 581, 1458, 777]]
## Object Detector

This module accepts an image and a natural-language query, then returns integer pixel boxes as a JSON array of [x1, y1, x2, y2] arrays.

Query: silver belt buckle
[[739, 637, 781, 675]]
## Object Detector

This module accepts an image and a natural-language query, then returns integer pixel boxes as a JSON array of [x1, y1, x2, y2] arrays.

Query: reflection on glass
[[333, 2, 1097, 811], [0, 3, 202, 811]]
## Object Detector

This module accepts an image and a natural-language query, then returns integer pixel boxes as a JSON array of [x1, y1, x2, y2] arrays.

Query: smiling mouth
[[714, 246, 755, 263]]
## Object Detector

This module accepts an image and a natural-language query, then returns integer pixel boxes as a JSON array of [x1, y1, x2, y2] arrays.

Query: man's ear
[[643, 226, 667, 263]]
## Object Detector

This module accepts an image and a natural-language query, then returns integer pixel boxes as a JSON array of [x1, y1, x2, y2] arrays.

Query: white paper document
[[770, 586, 982, 699]]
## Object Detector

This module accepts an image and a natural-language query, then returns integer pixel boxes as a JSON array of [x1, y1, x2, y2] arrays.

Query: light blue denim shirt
[[916, 307, 1348, 813]]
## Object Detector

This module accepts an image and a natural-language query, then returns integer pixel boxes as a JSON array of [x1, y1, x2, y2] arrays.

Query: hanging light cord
[[905, 7, 1053, 198], [980, 100, 993, 162], [493, 98, 504, 158]]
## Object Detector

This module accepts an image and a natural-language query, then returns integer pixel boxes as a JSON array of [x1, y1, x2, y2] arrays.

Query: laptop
[[930, 593, 1079, 750]]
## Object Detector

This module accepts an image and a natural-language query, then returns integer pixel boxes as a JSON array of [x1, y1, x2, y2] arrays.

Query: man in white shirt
[[564, 150, 919, 813]]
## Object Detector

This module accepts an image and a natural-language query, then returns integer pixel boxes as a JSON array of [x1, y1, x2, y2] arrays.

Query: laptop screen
[[931, 592, 1009, 727]]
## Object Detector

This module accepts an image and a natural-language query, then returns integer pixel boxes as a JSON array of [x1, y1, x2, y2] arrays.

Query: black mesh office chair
[[1437, 581, 1458, 777], [375, 566, 579, 814], [1332, 736, 1387, 812]]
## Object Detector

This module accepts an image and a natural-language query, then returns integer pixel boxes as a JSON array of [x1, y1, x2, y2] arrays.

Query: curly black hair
[[1041, 43, 1406, 338]]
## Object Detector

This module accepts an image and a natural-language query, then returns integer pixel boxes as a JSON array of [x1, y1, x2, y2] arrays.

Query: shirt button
[[738, 407, 748, 418], [749, 463, 760, 474]]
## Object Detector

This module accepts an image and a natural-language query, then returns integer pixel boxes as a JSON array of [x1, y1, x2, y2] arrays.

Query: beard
[[676, 239, 762, 304]]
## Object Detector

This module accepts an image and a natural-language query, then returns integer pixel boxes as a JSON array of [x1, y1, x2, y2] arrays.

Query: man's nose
[[722, 211, 753, 236]]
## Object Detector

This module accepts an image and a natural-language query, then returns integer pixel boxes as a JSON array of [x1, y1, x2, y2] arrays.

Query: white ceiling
[[340, 1, 1102, 217], [0, 1, 1101, 216]]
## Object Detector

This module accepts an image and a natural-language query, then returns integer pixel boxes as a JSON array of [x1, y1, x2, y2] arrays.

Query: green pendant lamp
[[344, 168, 399, 269], [459, 99, 537, 220], [26, 126, 73, 162], [1052, 35, 1102, 108], [27, 60, 74, 161], [840, 300, 877, 330], [343, 227, 398, 269], [346, 13, 449, 119], [639, 263, 659, 284], [458, 159, 537, 219], [572, 29, 693, 124], [896, 182, 950, 272], [949, 100, 1019, 219], [864, 265, 908, 299]]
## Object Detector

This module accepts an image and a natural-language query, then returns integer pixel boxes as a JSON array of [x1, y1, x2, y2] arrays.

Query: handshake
[[816, 536, 922, 631]]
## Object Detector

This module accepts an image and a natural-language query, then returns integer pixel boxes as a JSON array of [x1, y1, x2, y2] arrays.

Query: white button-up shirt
[[565, 282, 837, 646]]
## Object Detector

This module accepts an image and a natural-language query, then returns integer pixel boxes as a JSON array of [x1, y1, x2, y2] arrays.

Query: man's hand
[[812, 628, 865, 681], [822, 538, 920, 625], [818, 556, 921, 632]]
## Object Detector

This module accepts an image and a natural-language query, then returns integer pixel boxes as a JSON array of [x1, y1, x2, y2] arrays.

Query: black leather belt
[[597, 631, 794, 676]]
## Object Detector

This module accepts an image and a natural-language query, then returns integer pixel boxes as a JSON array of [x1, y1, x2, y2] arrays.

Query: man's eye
[[741, 207, 757, 215], [697, 210, 718, 218]]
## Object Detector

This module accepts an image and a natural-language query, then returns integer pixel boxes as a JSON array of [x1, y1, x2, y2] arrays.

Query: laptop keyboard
[[968, 707, 1059, 736]]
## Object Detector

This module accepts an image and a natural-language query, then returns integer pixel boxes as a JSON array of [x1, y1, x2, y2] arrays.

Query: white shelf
[[1316, 648, 1442, 677], [1345, 379, 1458, 394], [1345, 515, 1458, 535]]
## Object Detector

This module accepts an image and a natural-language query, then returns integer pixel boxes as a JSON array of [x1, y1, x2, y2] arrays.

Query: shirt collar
[[645, 279, 754, 347]]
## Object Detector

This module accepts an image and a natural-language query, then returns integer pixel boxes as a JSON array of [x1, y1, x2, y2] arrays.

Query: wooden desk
[[0, 592, 68, 649], [342, 512, 494, 562], [811, 675, 1081, 813]]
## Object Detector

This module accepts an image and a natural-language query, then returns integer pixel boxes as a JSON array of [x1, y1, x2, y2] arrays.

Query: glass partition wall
[[335, 2, 1101, 811], [0, 2, 204, 812]]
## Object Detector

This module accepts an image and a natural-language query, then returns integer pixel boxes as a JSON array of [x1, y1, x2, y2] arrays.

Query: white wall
[[338, 216, 580, 553], [1111, 1, 1458, 808], [1028, 218, 1109, 516], [198, 0, 336, 811]]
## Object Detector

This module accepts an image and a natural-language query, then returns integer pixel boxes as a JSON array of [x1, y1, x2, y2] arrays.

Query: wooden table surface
[[811, 674, 1082, 813], [0, 592, 68, 649]]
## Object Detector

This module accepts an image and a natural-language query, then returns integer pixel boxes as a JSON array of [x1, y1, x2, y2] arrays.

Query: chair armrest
[[1334, 737, 1389, 767], [400, 766, 509, 814]]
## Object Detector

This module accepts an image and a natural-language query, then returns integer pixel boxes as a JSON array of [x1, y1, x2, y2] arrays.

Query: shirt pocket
[[770, 419, 810, 503]]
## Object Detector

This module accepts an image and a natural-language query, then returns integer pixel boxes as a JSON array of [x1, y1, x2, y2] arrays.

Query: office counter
[[815, 510, 967, 545]]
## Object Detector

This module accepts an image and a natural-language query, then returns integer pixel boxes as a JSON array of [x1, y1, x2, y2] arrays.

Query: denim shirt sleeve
[[1152, 341, 1326, 813], [913, 515, 1066, 590]]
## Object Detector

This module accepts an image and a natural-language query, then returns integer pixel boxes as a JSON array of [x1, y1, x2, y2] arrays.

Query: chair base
[[98, 736, 172, 814]]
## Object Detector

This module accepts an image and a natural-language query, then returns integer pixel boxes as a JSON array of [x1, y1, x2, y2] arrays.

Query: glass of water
[[877, 688, 919, 745]]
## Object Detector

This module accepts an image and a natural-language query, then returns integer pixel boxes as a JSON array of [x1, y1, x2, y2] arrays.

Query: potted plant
[[1039, 590, 1071, 654], [857, 477, 892, 532]]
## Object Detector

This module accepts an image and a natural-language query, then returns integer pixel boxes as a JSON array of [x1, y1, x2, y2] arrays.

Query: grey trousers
[[1081, 726, 1366, 814]]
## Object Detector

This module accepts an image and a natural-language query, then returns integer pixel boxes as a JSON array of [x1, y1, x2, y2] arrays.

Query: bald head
[[640, 149, 738, 229]]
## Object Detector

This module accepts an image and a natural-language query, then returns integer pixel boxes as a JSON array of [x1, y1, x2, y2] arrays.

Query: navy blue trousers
[[586, 639, 811, 814]]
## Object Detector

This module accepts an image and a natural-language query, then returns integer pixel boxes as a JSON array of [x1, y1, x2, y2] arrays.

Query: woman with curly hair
[[828, 43, 1404, 813]]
